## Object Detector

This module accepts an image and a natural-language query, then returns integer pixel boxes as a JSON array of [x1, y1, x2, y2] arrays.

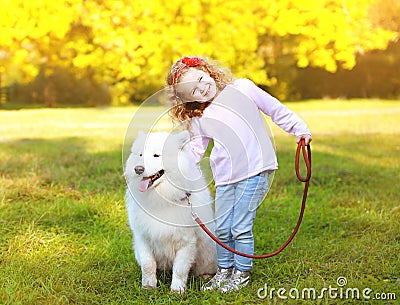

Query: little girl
[[166, 56, 312, 293]]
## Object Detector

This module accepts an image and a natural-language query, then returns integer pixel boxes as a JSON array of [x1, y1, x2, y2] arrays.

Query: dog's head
[[125, 130, 193, 193]]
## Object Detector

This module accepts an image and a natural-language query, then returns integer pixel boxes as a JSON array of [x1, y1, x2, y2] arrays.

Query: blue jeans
[[215, 172, 269, 272]]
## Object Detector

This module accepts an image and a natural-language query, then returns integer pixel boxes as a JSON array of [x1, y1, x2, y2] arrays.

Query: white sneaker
[[219, 268, 251, 293], [201, 267, 233, 291]]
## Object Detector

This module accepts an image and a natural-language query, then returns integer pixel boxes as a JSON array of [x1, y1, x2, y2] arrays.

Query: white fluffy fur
[[124, 131, 217, 294]]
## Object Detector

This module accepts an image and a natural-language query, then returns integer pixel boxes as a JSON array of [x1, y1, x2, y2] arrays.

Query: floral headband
[[172, 56, 202, 86]]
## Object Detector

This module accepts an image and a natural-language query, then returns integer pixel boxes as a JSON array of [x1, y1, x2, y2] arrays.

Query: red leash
[[191, 139, 312, 258]]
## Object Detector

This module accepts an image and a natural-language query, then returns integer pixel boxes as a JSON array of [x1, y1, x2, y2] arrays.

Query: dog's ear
[[176, 130, 190, 149], [131, 130, 145, 152], [134, 130, 146, 143]]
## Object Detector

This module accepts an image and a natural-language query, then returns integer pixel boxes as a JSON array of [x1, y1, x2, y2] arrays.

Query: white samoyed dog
[[124, 131, 217, 294]]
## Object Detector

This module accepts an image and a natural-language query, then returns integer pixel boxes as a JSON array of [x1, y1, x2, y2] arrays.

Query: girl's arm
[[236, 78, 312, 142]]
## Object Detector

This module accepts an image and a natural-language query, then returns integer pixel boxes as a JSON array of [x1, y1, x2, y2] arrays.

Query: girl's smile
[[177, 68, 217, 103]]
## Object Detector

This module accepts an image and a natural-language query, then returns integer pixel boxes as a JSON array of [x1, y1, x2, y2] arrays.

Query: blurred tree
[[0, 0, 397, 105], [0, 0, 83, 106], [292, 0, 400, 99], [9, 67, 111, 106], [369, 0, 400, 32], [293, 39, 400, 99], [255, 0, 398, 98]]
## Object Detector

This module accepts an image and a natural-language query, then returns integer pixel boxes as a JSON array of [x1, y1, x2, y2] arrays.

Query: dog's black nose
[[134, 165, 145, 175]]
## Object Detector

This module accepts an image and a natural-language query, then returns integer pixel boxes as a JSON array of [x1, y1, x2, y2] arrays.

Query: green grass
[[1, 100, 399, 304]]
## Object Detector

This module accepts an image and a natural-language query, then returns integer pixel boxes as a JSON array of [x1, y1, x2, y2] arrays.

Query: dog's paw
[[170, 285, 186, 294], [142, 275, 157, 290], [171, 273, 187, 294]]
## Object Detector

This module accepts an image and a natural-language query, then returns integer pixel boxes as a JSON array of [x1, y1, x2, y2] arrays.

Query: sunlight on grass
[[275, 100, 400, 135]]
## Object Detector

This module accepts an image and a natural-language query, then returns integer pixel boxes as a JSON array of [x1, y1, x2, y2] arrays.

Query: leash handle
[[295, 139, 312, 182], [193, 140, 312, 259]]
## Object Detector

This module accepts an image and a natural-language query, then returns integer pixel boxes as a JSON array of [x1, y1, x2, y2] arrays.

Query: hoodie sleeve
[[234, 78, 312, 137], [189, 118, 211, 163]]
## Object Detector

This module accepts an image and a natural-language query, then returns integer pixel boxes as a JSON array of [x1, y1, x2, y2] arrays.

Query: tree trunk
[[44, 79, 55, 108]]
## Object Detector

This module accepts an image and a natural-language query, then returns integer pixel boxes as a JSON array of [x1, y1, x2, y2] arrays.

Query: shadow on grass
[[1, 134, 399, 240], [253, 135, 400, 276], [0, 137, 142, 304], [1, 135, 399, 302], [0, 137, 127, 236]]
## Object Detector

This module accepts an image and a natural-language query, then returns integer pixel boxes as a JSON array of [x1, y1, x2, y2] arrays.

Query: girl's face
[[176, 67, 217, 103]]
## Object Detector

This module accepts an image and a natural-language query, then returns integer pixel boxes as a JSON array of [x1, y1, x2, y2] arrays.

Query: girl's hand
[[296, 134, 312, 145]]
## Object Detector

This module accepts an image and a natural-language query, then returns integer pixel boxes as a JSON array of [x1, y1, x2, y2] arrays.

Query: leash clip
[[191, 211, 199, 221], [185, 192, 199, 221]]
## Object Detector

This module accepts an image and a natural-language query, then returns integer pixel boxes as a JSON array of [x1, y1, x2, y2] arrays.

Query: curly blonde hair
[[166, 57, 234, 125]]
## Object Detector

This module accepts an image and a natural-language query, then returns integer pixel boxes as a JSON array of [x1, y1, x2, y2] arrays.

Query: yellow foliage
[[0, 0, 397, 100]]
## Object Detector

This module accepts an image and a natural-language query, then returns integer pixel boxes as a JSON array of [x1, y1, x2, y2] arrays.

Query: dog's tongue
[[139, 177, 151, 192]]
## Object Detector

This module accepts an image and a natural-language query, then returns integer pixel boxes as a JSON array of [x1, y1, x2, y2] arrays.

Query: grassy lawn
[[0, 100, 399, 304]]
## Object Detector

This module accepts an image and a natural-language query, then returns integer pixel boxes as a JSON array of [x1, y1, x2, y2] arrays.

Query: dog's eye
[[139, 153, 142, 157], [153, 154, 160, 157]]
